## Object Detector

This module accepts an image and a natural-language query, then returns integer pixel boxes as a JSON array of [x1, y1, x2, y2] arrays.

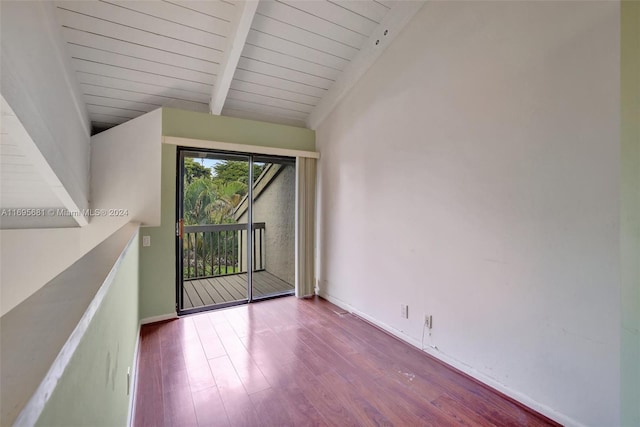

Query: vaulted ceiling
[[53, 0, 423, 132]]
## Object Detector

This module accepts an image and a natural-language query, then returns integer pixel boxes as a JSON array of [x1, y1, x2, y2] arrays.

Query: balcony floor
[[183, 271, 294, 309]]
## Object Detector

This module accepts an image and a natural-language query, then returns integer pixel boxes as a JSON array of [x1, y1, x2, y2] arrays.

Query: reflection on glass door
[[177, 149, 295, 314]]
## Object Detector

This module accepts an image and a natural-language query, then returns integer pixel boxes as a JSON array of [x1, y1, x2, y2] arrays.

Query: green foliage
[[183, 177, 216, 225], [182, 158, 267, 279], [213, 161, 264, 185], [184, 158, 211, 184]]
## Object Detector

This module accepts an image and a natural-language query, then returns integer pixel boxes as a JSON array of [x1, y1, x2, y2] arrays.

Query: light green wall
[[162, 107, 315, 151], [139, 108, 315, 319], [36, 234, 139, 427], [621, 1, 640, 425], [139, 144, 177, 319]]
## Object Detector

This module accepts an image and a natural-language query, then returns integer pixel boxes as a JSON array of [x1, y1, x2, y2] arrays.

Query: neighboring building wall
[[238, 165, 296, 285], [316, 2, 620, 426]]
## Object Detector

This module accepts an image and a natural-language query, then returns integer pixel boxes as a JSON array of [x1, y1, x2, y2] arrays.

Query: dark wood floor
[[134, 296, 559, 427]]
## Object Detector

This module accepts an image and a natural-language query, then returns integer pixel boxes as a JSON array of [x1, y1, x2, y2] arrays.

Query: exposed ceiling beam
[[306, 1, 426, 130], [209, 0, 260, 115]]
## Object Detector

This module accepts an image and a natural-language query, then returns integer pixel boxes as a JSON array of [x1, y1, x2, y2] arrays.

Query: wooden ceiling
[[54, 0, 423, 132]]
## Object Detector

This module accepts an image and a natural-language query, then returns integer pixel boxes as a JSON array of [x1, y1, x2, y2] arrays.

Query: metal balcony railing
[[182, 222, 265, 279]]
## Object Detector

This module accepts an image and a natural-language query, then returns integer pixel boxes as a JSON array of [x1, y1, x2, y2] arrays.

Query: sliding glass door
[[177, 149, 295, 314]]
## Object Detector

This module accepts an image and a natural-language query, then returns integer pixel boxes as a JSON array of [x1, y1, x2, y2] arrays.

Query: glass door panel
[[249, 156, 296, 300], [178, 150, 250, 313]]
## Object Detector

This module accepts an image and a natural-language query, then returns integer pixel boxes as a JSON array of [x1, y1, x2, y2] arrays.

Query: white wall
[[315, 2, 620, 426], [0, 110, 162, 316], [1, 1, 91, 214]]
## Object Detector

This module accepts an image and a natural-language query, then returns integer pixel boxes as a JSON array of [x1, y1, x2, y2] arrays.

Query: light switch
[[143, 235, 151, 247]]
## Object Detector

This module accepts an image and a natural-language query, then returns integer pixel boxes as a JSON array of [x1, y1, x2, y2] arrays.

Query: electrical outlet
[[142, 235, 151, 247], [424, 314, 433, 329]]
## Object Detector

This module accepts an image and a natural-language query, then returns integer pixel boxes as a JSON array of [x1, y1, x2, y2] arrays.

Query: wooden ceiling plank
[[375, 0, 395, 10], [81, 84, 206, 110], [57, 8, 221, 61], [226, 88, 314, 114], [67, 44, 217, 86], [72, 59, 213, 94], [257, 1, 366, 50], [210, 1, 260, 115], [89, 113, 129, 125], [87, 105, 144, 119], [107, 1, 231, 35], [168, 0, 237, 23], [279, 0, 378, 36], [62, 27, 220, 75], [237, 57, 333, 90], [229, 79, 319, 106], [223, 98, 308, 121], [233, 68, 326, 98], [222, 107, 307, 128], [328, 1, 389, 24], [77, 74, 211, 103], [83, 94, 160, 113], [0, 156, 32, 167], [245, 29, 348, 72], [251, 14, 358, 60], [241, 44, 341, 81], [56, 1, 227, 51]]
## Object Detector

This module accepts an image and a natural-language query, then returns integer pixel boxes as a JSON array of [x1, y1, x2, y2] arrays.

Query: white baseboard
[[140, 312, 177, 325], [318, 291, 583, 427]]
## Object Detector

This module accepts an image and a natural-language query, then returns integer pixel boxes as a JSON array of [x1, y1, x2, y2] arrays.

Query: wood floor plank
[[273, 383, 328, 427], [249, 388, 294, 426], [158, 321, 198, 427], [181, 318, 217, 393], [192, 315, 227, 360], [192, 386, 229, 427], [134, 325, 165, 427], [135, 296, 560, 427], [208, 356, 263, 427], [288, 362, 363, 427]]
